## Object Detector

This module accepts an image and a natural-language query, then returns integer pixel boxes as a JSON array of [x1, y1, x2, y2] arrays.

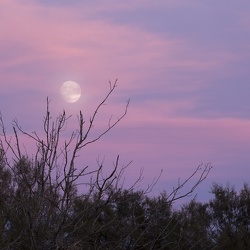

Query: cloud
[[1, 1, 249, 122], [1, 0, 250, 198], [0, 1, 222, 84]]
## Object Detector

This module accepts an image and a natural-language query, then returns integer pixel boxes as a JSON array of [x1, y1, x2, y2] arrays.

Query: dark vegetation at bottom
[[0, 156, 249, 249]]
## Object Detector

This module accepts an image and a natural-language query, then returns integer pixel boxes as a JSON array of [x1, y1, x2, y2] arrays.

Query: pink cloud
[[0, 0, 227, 93], [1, 0, 250, 198]]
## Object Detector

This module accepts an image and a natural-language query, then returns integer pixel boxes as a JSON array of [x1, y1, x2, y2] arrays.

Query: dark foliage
[[0, 156, 249, 250]]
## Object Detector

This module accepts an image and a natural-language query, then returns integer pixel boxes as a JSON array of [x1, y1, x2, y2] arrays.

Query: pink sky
[[1, 0, 250, 203]]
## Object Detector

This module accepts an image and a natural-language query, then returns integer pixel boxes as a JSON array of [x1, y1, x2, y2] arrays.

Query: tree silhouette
[[0, 80, 212, 249]]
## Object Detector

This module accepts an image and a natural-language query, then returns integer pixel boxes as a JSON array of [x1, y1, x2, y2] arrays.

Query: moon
[[61, 81, 81, 103]]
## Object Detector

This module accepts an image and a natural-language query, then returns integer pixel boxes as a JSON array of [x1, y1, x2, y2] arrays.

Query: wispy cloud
[[1, 0, 250, 198]]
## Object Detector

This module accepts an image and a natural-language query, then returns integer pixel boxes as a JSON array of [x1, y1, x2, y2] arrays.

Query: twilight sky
[[1, 0, 250, 203]]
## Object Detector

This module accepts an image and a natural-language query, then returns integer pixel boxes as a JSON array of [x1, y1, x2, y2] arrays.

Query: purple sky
[[1, 0, 250, 203]]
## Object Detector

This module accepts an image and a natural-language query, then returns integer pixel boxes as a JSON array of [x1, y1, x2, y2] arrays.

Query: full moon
[[60, 81, 81, 103]]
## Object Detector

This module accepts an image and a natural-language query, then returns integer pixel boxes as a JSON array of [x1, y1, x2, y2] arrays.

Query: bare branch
[[166, 163, 212, 204]]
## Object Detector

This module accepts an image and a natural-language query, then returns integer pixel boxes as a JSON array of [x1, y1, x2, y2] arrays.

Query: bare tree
[[0, 80, 212, 249]]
